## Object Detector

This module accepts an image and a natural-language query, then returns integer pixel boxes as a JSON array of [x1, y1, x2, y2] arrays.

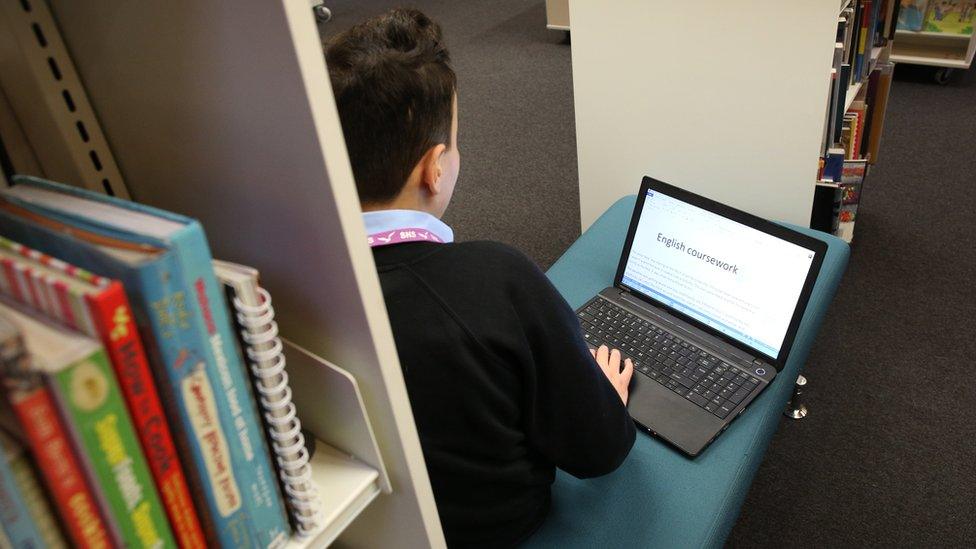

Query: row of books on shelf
[[897, 0, 975, 34], [815, 58, 893, 238], [812, 1, 900, 240], [0, 176, 320, 548], [822, 0, 897, 158], [838, 0, 898, 88]]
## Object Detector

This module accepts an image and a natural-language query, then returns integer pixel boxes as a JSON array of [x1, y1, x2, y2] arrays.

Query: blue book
[[823, 147, 846, 182], [0, 176, 290, 548], [0, 432, 48, 549]]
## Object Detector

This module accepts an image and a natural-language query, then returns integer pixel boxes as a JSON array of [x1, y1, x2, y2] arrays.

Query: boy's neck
[[362, 193, 442, 218]]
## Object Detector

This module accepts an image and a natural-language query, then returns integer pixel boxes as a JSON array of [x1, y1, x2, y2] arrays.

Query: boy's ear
[[419, 143, 448, 194]]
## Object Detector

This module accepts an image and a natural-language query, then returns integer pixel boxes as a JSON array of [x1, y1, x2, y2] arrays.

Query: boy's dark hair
[[325, 8, 457, 205]]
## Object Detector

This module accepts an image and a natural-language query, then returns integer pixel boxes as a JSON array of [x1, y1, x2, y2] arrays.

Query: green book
[[0, 300, 176, 549]]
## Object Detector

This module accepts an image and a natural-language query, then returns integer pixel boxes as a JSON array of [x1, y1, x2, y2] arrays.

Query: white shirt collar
[[362, 209, 454, 243]]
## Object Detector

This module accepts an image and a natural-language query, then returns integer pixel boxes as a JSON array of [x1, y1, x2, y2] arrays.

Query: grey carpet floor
[[319, 1, 578, 269], [320, 2, 976, 546]]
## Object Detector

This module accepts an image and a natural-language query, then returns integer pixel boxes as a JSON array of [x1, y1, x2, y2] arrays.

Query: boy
[[325, 8, 635, 547]]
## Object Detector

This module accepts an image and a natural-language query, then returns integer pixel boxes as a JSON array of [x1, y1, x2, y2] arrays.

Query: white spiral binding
[[233, 287, 321, 536]]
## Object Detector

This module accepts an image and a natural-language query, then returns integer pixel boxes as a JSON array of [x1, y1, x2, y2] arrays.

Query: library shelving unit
[[1, 0, 446, 547], [816, 0, 896, 243], [891, 29, 976, 82], [567, 0, 893, 242], [546, 0, 570, 31]]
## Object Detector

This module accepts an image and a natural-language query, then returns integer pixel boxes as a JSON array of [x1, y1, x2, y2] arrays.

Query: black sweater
[[372, 240, 636, 547]]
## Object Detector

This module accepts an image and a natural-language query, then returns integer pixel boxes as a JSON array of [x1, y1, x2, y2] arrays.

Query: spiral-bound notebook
[[213, 260, 322, 537]]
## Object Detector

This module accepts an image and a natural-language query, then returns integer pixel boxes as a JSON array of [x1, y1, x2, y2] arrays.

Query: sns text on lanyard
[[367, 228, 444, 248]]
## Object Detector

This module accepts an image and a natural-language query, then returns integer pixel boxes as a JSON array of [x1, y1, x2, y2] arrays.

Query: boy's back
[[373, 239, 634, 546], [326, 8, 636, 546]]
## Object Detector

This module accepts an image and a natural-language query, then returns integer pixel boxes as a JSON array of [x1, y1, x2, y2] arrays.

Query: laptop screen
[[620, 188, 816, 358]]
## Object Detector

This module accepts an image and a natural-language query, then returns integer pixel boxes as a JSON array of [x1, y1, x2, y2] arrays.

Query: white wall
[[571, 0, 841, 229]]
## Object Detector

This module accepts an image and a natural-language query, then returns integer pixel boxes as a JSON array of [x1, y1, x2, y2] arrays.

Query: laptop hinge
[[617, 291, 763, 367]]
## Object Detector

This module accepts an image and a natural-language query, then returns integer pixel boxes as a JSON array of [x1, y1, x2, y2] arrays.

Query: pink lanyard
[[367, 228, 445, 248]]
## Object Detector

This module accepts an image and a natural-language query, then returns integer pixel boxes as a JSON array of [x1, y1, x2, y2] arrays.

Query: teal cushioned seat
[[524, 196, 849, 548]]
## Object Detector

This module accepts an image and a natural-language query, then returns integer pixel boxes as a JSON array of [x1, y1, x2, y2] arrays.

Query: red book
[[0, 238, 207, 549], [8, 385, 113, 548]]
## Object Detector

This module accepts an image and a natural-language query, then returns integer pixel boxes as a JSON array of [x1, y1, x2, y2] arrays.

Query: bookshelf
[[1, 0, 447, 546], [0, 1, 128, 197]]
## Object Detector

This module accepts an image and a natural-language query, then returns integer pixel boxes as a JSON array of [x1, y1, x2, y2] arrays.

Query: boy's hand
[[590, 345, 634, 405]]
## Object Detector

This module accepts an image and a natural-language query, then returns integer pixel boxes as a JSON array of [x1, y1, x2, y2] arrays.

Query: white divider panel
[[570, 0, 841, 230]]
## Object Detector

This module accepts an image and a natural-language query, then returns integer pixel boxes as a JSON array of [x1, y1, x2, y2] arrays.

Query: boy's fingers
[[589, 347, 597, 359], [609, 348, 621, 372], [596, 344, 609, 365], [621, 358, 635, 386]]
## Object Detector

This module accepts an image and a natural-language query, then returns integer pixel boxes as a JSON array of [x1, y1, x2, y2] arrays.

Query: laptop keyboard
[[578, 297, 762, 420]]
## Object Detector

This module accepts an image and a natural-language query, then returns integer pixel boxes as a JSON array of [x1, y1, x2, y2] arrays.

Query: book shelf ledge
[[844, 81, 864, 112], [895, 30, 973, 41], [285, 442, 381, 549], [278, 339, 395, 546], [889, 52, 972, 68]]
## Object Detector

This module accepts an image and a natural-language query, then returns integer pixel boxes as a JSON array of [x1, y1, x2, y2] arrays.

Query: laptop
[[577, 177, 826, 456]]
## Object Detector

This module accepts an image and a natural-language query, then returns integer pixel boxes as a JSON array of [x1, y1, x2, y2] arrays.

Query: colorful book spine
[[130, 255, 255, 547], [0, 434, 46, 548], [173, 230, 290, 548], [0, 176, 289, 547], [45, 342, 176, 549], [4, 438, 68, 549], [0, 211, 252, 546], [854, 0, 872, 81], [0, 237, 207, 549], [84, 284, 207, 549], [7, 385, 113, 548]]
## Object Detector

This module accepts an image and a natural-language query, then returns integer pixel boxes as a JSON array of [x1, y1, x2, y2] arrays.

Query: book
[[0, 236, 207, 549], [841, 115, 855, 158], [924, 0, 975, 33], [866, 62, 894, 163], [848, 97, 868, 159], [855, 0, 872, 78], [0, 314, 113, 548], [890, 0, 905, 36], [0, 426, 58, 549], [0, 176, 290, 548], [213, 260, 321, 537], [0, 299, 176, 548], [834, 64, 852, 145], [858, 69, 880, 160], [823, 147, 847, 182], [897, 0, 930, 30], [811, 182, 843, 233], [839, 159, 868, 223], [0, 429, 69, 549]]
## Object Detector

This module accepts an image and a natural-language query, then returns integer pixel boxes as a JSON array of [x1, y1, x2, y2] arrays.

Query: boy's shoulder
[[441, 240, 542, 273], [374, 240, 546, 282]]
